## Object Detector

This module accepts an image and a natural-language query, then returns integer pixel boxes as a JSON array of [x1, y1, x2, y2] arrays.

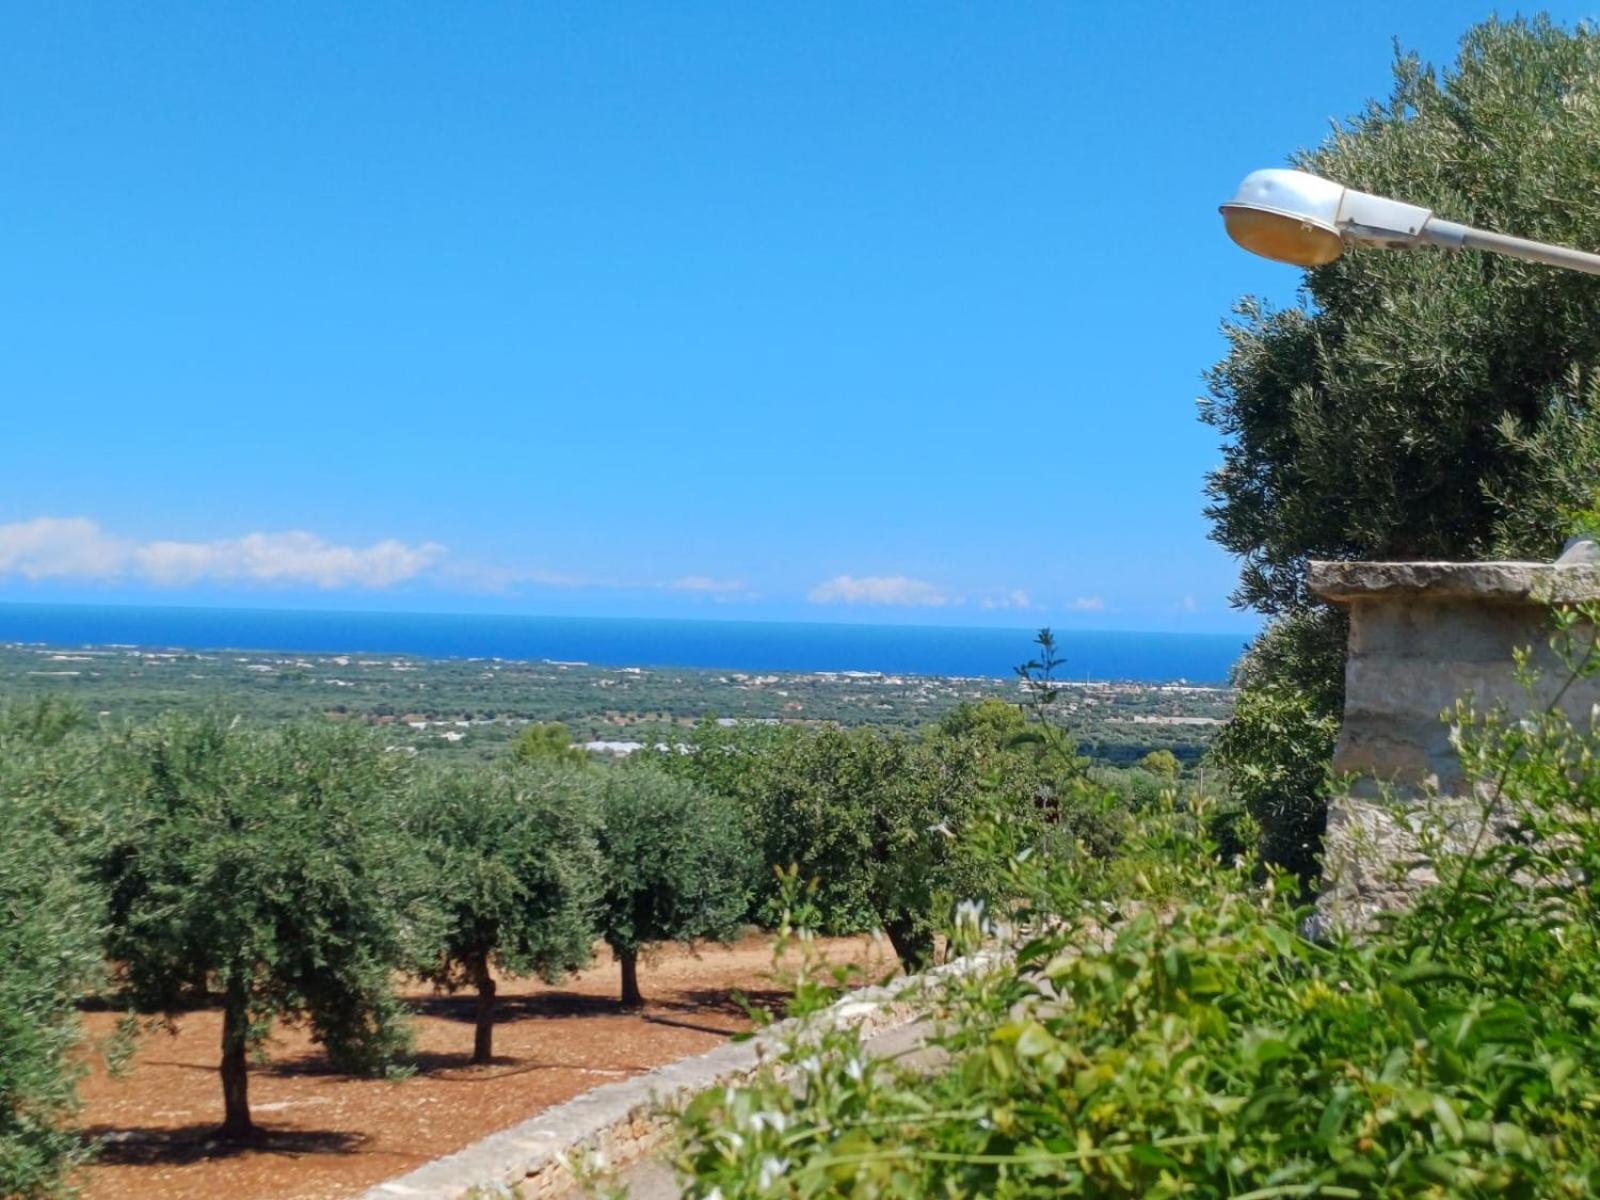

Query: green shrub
[[508, 720, 590, 766], [1208, 682, 1337, 884]]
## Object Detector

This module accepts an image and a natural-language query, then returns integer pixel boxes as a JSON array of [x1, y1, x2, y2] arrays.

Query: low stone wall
[[360, 952, 999, 1200]]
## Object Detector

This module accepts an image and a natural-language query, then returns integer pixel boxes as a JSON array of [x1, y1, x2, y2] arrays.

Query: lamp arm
[[1417, 218, 1600, 277]]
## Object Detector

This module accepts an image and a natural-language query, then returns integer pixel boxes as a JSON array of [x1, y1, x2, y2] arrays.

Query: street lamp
[[1220, 167, 1600, 564], [1220, 168, 1600, 275]]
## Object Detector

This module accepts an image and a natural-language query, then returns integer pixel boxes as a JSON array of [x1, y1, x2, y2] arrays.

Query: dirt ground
[[74, 934, 892, 1200]]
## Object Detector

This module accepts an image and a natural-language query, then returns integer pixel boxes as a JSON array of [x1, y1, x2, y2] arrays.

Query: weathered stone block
[[1308, 559, 1600, 931]]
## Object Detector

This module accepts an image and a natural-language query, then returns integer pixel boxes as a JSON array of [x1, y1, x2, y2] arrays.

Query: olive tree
[[405, 762, 601, 1063], [595, 763, 750, 1006], [96, 715, 425, 1140], [670, 722, 1024, 969], [0, 704, 101, 1197], [1201, 16, 1600, 869]]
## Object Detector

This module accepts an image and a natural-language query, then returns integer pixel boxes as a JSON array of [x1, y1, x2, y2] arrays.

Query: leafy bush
[[509, 720, 591, 766], [1209, 681, 1337, 885], [595, 762, 751, 1005]]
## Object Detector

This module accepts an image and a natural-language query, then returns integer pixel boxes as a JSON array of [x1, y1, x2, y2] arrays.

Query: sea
[[0, 603, 1248, 684]]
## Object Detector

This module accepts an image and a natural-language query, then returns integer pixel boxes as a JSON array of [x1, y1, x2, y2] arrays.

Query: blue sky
[[2, 2, 1589, 634]]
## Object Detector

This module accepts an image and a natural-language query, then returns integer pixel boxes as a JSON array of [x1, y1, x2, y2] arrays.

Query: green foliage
[[95, 715, 424, 1136], [1397, 603, 1600, 993], [0, 707, 102, 1198], [509, 720, 590, 766], [671, 651, 1600, 1197], [936, 698, 1029, 749], [668, 720, 1031, 969], [1489, 367, 1600, 552], [1207, 611, 1343, 879], [1135, 749, 1180, 778], [1208, 681, 1337, 884], [404, 760, 601, 1061], [595, 763, 751, 1005]]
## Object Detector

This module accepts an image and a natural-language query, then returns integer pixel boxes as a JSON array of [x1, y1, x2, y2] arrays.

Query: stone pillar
[[1307, 559, 1600, 930]]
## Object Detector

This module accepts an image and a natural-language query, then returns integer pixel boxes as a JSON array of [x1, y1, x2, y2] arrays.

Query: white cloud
[[437, 561, 598, 593], [808, 574, 955, 608], [1179, 595, 1198, 612], [0, 517, 129, 580], [981, 589, 1031, 611], [1070, 595, 1106, 612], [663, 575, 747, 595], [0, 517, 444, 589]]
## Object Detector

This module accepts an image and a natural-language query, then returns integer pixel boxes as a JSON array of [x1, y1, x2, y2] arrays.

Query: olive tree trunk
[[468, 950, 497, 1065], [618, 948, 643, 1008], [883, 916, 934, 973], [219, 982, 255, 1140]]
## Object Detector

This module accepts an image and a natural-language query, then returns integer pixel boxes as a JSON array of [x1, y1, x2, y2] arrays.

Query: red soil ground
[[74, 934, 891, 1200]]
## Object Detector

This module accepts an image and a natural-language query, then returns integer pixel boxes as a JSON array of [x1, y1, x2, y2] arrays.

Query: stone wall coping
[[360, 948, 1003, 1200], [1308, 560, 1600, 606]]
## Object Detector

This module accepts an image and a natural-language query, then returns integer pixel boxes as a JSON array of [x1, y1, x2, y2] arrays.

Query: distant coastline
[[0, 602, 1247, 684]]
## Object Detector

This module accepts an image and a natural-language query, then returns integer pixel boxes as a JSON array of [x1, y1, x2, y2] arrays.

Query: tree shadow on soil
[[84, 1124, 366, 1166], [260, 985, 796, 1079], [259, 1047, 653, 1080], [409, 984, 787, 1026], [388, 1052, 652, 1079]]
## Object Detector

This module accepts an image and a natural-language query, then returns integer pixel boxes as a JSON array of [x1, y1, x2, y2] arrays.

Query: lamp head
[[1219, 168, 1437, 267], [1219, 168, 1346, 267]]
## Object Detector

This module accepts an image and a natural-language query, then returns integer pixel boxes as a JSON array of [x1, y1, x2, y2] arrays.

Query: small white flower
[[928, 820, 954, 839], [954, 898, 991, 937], [757, 1156, 790, 1188], [751, 1110, 789, 1134], [844, 1056, 865, 1082], [706, 1189, 725, 1200], [797, 1055, 821, 1076], [1015, 845, 1035, 863]]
